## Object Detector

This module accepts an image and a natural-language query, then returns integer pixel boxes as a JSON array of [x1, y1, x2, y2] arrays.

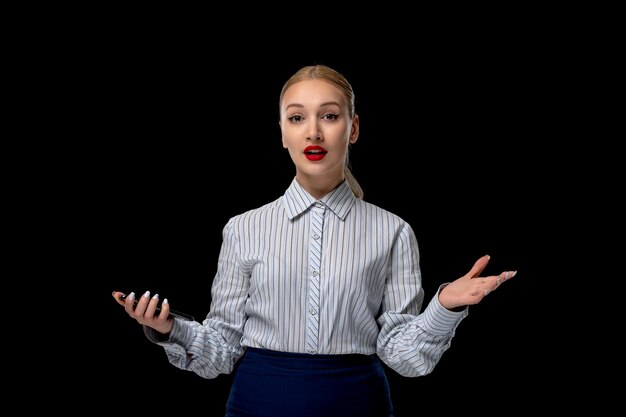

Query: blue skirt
[[225, 347, 394, 417]]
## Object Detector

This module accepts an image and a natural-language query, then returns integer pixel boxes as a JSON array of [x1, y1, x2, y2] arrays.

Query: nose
[[306, 120, 322, 142]]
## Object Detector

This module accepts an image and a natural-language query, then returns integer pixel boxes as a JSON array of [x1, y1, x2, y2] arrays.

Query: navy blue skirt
[[225, 347, 394, 417]]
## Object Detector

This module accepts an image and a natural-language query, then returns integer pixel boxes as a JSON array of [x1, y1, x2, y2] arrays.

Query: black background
[[61, 32, 564, 415]]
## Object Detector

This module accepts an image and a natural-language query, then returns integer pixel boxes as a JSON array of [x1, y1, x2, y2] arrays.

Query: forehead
[[282, 79, 345, 107]]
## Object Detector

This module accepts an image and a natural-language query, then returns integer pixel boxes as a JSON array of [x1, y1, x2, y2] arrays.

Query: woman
[[112, 64, 516, 417]]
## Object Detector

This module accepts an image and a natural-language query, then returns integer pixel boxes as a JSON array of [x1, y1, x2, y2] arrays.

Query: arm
[[376, 223, 467, 377], [112, 218, 249, 379], [376, 224, 516, 377]]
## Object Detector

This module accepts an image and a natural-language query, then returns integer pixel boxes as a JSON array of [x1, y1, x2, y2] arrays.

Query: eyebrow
[[284, 101, 343, 111]]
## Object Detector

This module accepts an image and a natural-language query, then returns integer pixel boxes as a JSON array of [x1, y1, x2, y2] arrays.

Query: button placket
[[306, 202, 325, 354]]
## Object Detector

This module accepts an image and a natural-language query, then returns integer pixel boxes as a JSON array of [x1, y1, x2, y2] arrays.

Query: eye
[[288, 115, 303, 123], [322, 113, 339, 121]]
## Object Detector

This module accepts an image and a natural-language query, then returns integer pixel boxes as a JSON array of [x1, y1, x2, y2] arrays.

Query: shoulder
[[225, 196, 284, 228], [352, 199, 417, 241], [354, 198, 409, 225]]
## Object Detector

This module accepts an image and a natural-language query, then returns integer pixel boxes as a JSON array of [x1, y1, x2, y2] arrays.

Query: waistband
[[243, 347, 378, 370]]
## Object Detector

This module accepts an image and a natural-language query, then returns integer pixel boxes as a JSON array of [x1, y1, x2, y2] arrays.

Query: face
[[280, 79, 359, 189]]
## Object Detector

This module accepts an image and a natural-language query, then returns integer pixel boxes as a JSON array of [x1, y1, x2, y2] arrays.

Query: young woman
[[113, 64, 516, 417]]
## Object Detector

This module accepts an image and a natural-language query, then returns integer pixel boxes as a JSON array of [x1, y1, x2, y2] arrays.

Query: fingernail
[[510, 270, 518, 278], [485, 254, 491, 260], [163, 298, 169, 305], [143, 291, 150, 298], [128, 292, 135, 301], [152, 293, 159, 300]]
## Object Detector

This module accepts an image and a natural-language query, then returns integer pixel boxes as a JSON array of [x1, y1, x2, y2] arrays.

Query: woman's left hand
[[438, 255, 517, 310]]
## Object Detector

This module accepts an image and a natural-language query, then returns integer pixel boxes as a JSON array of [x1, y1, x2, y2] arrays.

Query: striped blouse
[[150, 178, 468, 378]]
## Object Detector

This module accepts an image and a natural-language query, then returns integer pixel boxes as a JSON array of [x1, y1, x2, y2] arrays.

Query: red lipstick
[[304, 145, 327, 161]]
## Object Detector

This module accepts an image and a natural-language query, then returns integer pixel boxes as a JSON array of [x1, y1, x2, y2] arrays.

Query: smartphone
[[119, 294, 195, 321]]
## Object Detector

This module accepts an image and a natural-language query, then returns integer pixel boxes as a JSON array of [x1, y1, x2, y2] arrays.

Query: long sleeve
[[376, 222, 468, 377], [145, 218, 248, 379], [143, 180, 470, 377]]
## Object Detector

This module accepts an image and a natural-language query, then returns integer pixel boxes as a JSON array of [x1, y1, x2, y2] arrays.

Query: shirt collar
[[283, 178, 356, 221]]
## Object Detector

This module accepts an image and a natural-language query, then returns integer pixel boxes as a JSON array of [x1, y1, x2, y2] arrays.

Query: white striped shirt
[[151, 179, 468, 378]]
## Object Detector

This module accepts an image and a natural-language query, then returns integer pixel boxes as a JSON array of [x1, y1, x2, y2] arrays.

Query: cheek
[[281, 132, 292, 149], [281, 124, 300, 148], [280, 125, 289, 148]]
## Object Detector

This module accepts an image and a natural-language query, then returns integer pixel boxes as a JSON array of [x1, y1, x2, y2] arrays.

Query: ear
[[349, 115, 360, 144]]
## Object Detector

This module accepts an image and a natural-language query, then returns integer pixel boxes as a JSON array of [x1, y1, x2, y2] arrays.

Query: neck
[[295, 174, 344, 200]]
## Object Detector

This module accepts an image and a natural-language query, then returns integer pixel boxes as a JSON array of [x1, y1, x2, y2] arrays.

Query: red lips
[[304, 145, 327, 161]]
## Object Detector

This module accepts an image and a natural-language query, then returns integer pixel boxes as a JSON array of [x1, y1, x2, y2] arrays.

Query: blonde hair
[[279, 65, 364, 199]]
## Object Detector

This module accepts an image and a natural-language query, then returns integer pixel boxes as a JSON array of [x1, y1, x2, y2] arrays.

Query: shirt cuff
[[143, 318, 194, 349], [420, 284, 469, 335]]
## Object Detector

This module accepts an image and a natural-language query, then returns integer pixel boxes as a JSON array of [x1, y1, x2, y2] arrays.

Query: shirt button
[[310, 308, 317, 315], [308, 349, 316, 354], [313, 233, 320, 240], [312, 270, 318, 276]]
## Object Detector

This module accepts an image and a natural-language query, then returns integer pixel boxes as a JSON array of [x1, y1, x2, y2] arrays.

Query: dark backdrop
[[77, 41, 555, 415]]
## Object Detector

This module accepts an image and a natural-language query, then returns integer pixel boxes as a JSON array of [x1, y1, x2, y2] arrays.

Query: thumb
[[112, 291, 126, 306], [466, 255, 491, 279]]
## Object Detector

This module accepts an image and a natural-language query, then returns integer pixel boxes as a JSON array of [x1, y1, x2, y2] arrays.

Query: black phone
[[119, 294, 195, 321]]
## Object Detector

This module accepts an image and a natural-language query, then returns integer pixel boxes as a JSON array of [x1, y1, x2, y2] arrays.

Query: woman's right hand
[[112, 290, 174, 335]]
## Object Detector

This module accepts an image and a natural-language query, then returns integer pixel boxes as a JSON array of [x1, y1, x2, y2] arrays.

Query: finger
[[159, 298, 171, 320], [144, 293, 160, 319], [467, 255, 491, 279], [496, 270, 518, 286], [124, 292, 137, 315], [132, 290, 152, 318], [112, 291, 126, 306]]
